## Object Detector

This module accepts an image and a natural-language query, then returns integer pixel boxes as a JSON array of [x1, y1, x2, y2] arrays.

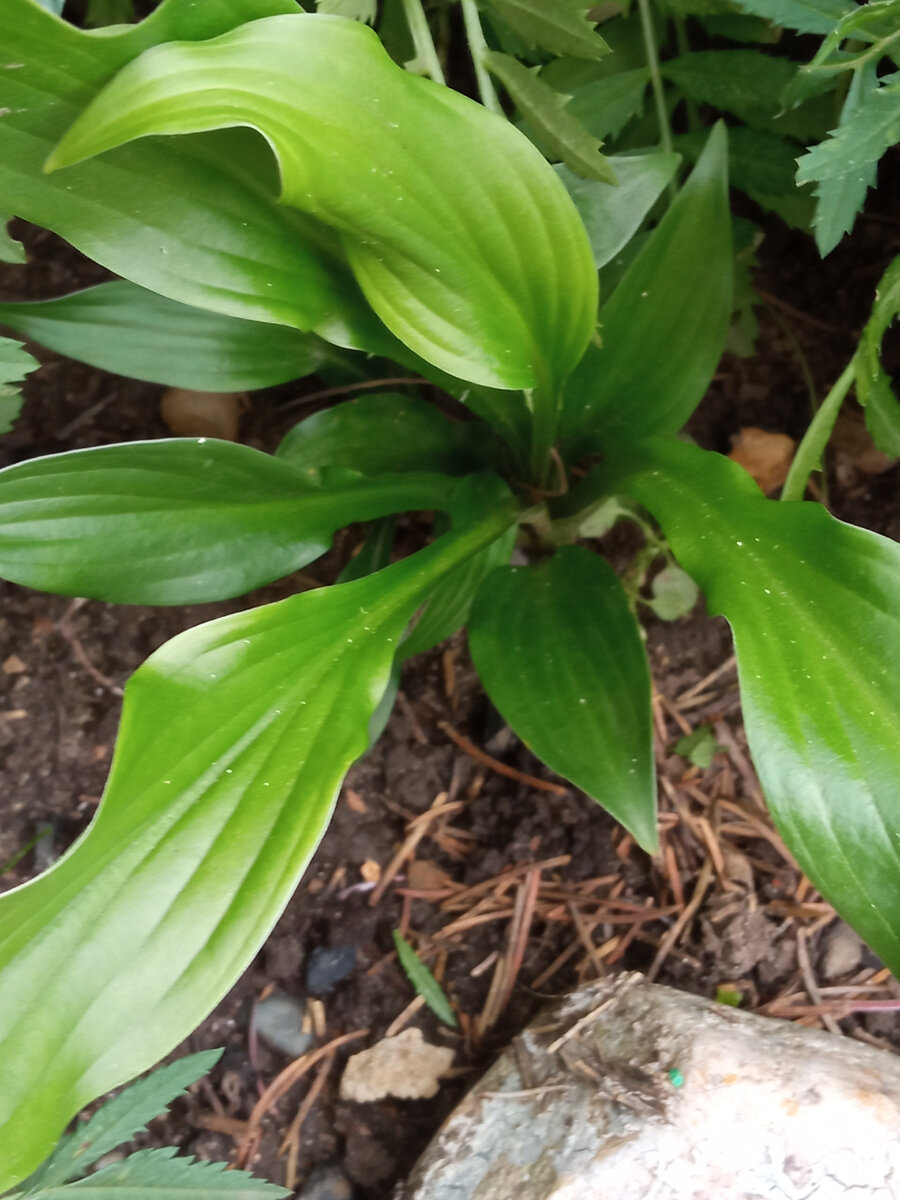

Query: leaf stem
[[781, 359, 855, 502], [401, 0, 445, 85], [637, 0, 675, 170], [460, 0, 502, 115]]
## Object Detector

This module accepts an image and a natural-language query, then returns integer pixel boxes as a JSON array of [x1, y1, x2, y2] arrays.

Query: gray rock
[[254, 992, 313, 1058], [820, 921, 864, 980], [306, 944, 357, 994]]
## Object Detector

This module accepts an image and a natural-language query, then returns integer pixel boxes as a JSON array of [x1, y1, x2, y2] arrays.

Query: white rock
[[341, 1027, 454, 1103]]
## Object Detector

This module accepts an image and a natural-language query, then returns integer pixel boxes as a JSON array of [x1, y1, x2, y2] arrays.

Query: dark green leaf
[[558, 153, 680, 269], [392, 932, 458, 1026], [27, 1147, 290, 1198], [0, 216, 25, 265], [484, 52, 616, 183], [483, 0, 611, 61], [731, 0, 854, 35], [0, 504, 518, 1188], [560, 123, 731, 454], [672, 126, 798, 198], [0, 283, 333, 392], [661, 50, 798, 129], [468, 545, 657, 851], [19, 1052, 223, 1191], [594, 435, 900, 976], [0, 439, 458, 604], [855, 252, 900, 454], [338, 517, 396, 584], [276, 393, 489, 481], [47, 14, 597, 392], [563, 69, 649, 142], [0, 336, 39, 435]]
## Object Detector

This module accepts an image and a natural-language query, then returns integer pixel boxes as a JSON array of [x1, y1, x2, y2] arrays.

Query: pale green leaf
[[316, 0, 376, 22], [661, 50, 798, 129], [731, 0, 854, 35], [797, 73, 900, 257], [558, 153, 680, 270], [19, 1052, 222, 1190], [27, 1147, 289, 1198], [0, 216, 25, 265], [0, 283, 333, 392], [0, 439, 457, 604], [392, 932, 457, 1026], [674, 725, 724, 769], [645, 562, 700, 620], [484, 52, 616, 183], [590, 435, 900, 975], [0, 504, 518, 1187], [32, 0, 65, 13], [0, 0, 398, 358], [469, 546, 657, 851], [560, 123, 731, 454], [46, 14, 597, 392], [483, 0, 611, 61]]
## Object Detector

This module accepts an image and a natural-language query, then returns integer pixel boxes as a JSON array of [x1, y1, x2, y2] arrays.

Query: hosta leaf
[[483, 0, 610, 61], [18, 1052, 222, 1190], [484, 52, 617, 183], [0, 216, 25, 265], [0, 0, 397, 357], [0, 439, 457, 604], [0, 336, 39, 435], [47, 14, 597, 392], [0, 283, 333, 392], [559, 153, 680, 269], [560, 123, 731, 455], [564, 68, 650, 142], [21, 1147, 289, 1198], [796, 73, 900, 257], [469, 546, 656, 850], [661, 50, 798, 129], [592, 436, 900, 973], [276, 393, 490, 481], [0, 504, 517, 1187], [731, 0, 854, 35]]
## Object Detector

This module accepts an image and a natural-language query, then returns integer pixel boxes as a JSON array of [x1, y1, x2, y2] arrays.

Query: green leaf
[[32, 0, 65, 13], [0, 336, 39, 435], [0, 216, 25, 265], [674, 725, 724, 769], [46, 14, 597, 393], [25, 1147, 289, 1198], [483, 0, 611, 61], [338, 517, 395, 584], [592, 435, 900, 975], [0, 283, 333, 392], [731, 0, 854, 35], [317, 0, 376, 21], [484, 52, 616, 183], [563, 69, 650, 143], [276, 393, 490, 481], [468, 545, 657, 851], [0, 439, 458, 604], [400, 474, 517, 659], [560, 123, 731, 455], [661, 50, 798, 130], [392, 932, 458, 1026], [672, 125, 798, 198], [558, 153, 680, 270], [0, 0, 399, 359], [855, 252, 900, 455], [645, 562, 700, 620], [0, 503, 518, 1188], [797, 73, 900, 257], [18, 1052, 223, 1191]]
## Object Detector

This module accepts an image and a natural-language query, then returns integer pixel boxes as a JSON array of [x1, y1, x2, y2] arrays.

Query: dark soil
[[2, 159, 900, 1195]]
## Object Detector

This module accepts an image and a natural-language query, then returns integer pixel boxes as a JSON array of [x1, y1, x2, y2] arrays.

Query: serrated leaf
[[563, 68, 650, 142], [0, 283, 333, 392], [276, 393, 490, 481], [18, 1052, 223, 1191], [0, 439, 457, 604], [560, 123, 731, 454], [0, 0, 398, 359], [28, 1147, 289, 1198], [559, 153, 680, 270], [0, 503, 518, 1187], [483, 0, 611, 61], [468, 545, 657, 851], [0, 216, 25, 265], [855, 252, 900, 455], [46, 14, 597, 392], [731, 0, 854, 35], [661, 50, 798, 129], [672, 125, 798, 197], [0, 336, 39, 435], [484, 52, 616, 183], [594, 435, 900, 975], [797, 73, 900, 257], [392, 932, 457, 1026]]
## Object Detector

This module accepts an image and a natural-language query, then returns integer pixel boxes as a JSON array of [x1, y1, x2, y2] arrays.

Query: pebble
[[254, 992, 313, 1058], [306, 944, 357, 994], [297, 1164, 353, 1200], [821, 921, 864, 980]]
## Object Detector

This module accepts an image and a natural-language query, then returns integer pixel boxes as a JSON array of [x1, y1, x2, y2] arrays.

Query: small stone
[[254, 992, 313, 1058], [298, 1164, 352, 1200], [821, 921, 864, 980], [306, 944, 357, 994], [340, 1028, 454, 1103]]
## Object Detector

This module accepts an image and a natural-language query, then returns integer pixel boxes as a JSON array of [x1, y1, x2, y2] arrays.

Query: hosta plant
[[0, 0, 899, 1187]]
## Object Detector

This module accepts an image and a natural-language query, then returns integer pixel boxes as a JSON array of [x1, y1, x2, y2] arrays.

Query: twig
[[437, 720, 568, 794], [645, 857, 714, 982], [280, 377, 426, 413], [797, 926, 842, 1036], [282, 1055, 333, 1188]]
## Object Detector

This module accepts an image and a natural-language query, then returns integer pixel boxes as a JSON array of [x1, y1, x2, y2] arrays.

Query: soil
[[2, 152, 900, 1195]]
